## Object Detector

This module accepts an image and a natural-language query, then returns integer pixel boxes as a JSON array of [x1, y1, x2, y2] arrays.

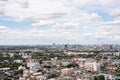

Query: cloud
[[101, 20, 120, 25], [84, 26, 120, 41], [110, 9, 120, 17], [101, 16, 120, 25], [0, 0, 120, 45], [53, 22, 80, 31], [0, 25, 120, 45], [0, 26, 9, 33], [0, 0, 70, 21], [67, 11, 101, 23], [0, 0, 9, 2], [71, 0, 120, 7], [0, 28, 74, 45], [0, 0, 103, 22], [32, 20, 56, 27]]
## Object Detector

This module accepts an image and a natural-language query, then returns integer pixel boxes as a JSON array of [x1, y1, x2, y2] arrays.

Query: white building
[[32, 72, 46, 80], [22, 53, 31, 59], [113, 52, 120, 56], [18, 65, 25, 70], [26, 59, 40, 73], [27, 59, 40, 68], [67, 52, 94, 55], [14, 59, 23, 63], [61, 68, 74, 75], [84, 61, 100, 72], [23, 69, 29, 77], [8, 53, 15, 57], [19, 77, 27, 80]]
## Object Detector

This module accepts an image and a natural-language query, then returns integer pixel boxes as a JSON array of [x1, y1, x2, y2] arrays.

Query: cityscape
[[0, 0, 120, 80], [0, 44, 120, 80]]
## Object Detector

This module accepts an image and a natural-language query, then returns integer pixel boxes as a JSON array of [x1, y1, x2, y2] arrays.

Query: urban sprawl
[[0, 44, 120, 80]]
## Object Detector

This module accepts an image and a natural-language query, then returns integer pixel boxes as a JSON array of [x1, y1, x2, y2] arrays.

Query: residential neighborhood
[[0, 45, 119, 80]]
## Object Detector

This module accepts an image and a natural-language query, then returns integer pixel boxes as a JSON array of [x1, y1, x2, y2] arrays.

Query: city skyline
[[0, 0, 120, 45]]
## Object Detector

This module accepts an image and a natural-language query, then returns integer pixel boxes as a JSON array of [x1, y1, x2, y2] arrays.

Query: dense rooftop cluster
[[0, 44, 120, 80]]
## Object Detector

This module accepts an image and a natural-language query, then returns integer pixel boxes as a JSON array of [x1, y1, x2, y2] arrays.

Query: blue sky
[[0, 0, 120, 45], [0, 18, 32, 31]]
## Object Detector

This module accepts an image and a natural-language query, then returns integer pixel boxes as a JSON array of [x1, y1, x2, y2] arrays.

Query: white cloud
[[101, 16, 120, 25], [0, 25, 120, 45], [0, 0, 70, 21], [0, 0, 120, 44], [84, 26, 120, 41], [0, 0, 102, 22], [53, 22, 80, 31], [32, 20, 56, 27], [101, 20, 120, 25], [110, 9, 120, 17], [0, 26, 8, 30], [71, 0, 120, 7], [62, 10, 101, 23], [0, 26, 9, 33]]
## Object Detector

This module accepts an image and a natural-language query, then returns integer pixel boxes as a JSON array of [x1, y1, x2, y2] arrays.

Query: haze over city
[[0, 0, 120, 45]]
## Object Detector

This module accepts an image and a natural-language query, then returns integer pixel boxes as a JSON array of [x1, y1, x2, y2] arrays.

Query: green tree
[[98, 75, 105, 80], [94, 76, 98, 80], [47, 73, 58, 79]]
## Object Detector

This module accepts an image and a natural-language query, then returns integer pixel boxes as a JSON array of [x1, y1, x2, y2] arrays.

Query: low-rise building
[[61, 68, 74, 75]]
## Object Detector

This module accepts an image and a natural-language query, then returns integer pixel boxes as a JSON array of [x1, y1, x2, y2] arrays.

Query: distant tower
[[65, 45, 68, 48], [53, 43, 55, 46], [110, 45, 113, 49]]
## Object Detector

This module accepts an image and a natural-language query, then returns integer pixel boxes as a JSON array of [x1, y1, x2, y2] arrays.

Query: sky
[[0, 0, 120, 45]]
